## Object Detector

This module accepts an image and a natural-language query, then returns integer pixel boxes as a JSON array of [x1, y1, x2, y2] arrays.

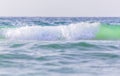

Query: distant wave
[[2, 22, 100, 40]]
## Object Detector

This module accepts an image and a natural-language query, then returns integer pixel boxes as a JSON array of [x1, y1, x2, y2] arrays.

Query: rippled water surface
[[0, 17, 120, 76], [0, 40, 120, 76]]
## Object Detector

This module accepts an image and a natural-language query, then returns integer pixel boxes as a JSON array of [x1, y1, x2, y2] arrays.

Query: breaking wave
[[2, 22, 100, 40]]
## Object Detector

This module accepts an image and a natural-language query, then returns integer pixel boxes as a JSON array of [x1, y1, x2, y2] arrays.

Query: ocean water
[[0, 17, 120, 76]]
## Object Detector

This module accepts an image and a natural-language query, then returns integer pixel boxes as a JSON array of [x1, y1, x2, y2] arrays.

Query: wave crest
[[4, 22, 100, 40]]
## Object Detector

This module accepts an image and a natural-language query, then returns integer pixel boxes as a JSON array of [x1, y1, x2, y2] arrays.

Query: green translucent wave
[[96, 24, 120, 40], [0, 24, 120, 40]]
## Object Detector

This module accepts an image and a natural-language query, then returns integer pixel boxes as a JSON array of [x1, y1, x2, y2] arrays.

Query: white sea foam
[[4, 22, 100, 40]]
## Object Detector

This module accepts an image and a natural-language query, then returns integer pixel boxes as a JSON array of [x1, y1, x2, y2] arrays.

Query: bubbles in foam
[[4, 22, 100, 40]]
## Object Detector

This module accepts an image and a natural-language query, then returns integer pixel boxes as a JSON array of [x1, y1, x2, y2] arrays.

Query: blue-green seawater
[[0, 40, 120, 76], [0, 17, 120, 76]]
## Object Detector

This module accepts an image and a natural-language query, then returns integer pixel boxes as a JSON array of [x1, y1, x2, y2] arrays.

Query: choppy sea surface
[[0, 17, 120, 76]]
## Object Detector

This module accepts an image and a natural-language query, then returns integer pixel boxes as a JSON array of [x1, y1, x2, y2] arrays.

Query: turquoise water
[[0, 17, 120, 76], [1, 40, 120, 76], [96, 24, 120, 40]]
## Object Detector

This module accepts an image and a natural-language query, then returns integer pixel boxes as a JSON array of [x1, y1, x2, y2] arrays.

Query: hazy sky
[[0, 0, 119, 17]]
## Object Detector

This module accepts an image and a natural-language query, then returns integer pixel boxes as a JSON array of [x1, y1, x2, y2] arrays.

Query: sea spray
[[3, 22, 100, 40]]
